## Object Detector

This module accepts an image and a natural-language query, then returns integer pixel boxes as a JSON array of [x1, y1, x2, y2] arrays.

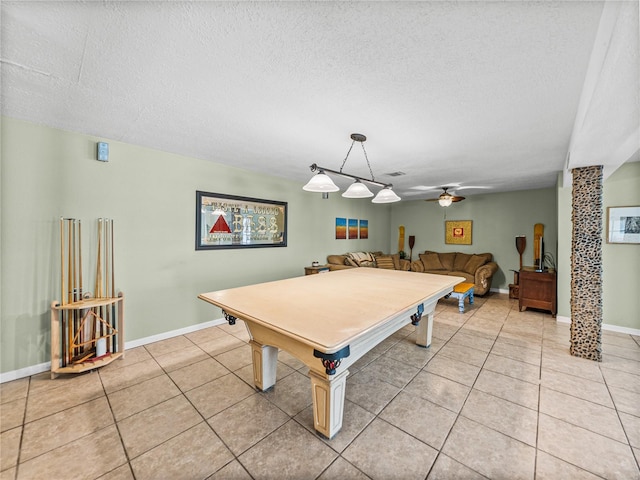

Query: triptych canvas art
[[335, 218, 368, 240]]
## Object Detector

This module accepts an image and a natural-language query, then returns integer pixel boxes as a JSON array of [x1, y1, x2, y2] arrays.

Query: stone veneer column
[[570, 166, 603, 361]]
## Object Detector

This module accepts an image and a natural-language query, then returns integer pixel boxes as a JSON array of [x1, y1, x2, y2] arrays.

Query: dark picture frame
[[196, 191, 287, 250]]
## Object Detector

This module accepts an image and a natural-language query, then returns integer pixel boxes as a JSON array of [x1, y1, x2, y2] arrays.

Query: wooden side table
[[304, 265, 330, 275], [519, 269, 556, 317]]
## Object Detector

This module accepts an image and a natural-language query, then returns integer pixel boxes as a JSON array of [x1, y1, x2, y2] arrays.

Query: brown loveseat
[[326, 251, 411, 271], [410, 251, 498, 296]]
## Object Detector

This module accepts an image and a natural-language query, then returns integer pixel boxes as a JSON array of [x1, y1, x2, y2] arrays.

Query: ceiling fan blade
[[451, 196, 465, 202]]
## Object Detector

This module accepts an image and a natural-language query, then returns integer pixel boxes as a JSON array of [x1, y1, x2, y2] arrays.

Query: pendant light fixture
[[302, 133, 401, 203]]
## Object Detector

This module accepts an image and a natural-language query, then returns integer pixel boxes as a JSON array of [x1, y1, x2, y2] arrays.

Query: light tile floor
[[1, 293, 639, 480]]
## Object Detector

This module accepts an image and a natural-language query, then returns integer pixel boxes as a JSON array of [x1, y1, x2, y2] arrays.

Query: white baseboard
[[0, 318, 226, 384], [490, 287, 509, 294], [555, 315, 640, 336], [124, 317, 226, 349], [0, 362, 53, 384]]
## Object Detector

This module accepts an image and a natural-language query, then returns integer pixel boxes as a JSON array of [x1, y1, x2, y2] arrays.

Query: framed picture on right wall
[[445, 220, 472, 245], [607, 206, 640, 244]]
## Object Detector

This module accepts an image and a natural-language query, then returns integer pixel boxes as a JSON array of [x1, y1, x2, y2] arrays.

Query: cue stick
[[78, 219, 84, 353], [110, 219, 116, 353], [67, 219, 73, 364], [104, 219, 111, 352], [72, 219, 78, 357], [59, 218, 66, 365], [96, 218, 103, 340]]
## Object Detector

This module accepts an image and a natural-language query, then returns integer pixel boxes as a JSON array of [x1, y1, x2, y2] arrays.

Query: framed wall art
[[445, 220, 472, 245], [348, 219, 358, 239], [607, 206, 640, 244], [196, 191, 287, 250], [335, 218, 347, 239], [359, 219, 368, 239]]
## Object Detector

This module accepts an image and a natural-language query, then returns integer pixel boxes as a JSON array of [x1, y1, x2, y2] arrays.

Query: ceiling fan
[[425, 187, 465, 207]]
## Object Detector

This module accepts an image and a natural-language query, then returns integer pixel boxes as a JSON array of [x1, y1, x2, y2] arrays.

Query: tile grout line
[[144, 335, 258, 479], [97, 365, 137, 480], [423, 300, 506, 479], [598, 361, 640, 473]]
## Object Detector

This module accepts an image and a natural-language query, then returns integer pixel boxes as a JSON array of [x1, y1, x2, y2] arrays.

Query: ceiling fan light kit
[[425, 187, 466, 207], [303, 133, 401, 203]]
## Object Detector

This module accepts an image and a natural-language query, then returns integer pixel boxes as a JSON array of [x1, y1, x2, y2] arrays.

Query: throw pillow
[[327, 255, 347, 266], [453, 253, 471, 271], [344, 257, 358, 267], [464, 254, 488, 275], [419, 253, 445, 270], [347, 251, 374, 266], [359, 260, 377, 268], [390, 253, 401, 270], [375, 255, 395, 270]]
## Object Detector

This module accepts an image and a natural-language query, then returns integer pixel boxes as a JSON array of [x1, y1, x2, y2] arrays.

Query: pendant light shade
[[372, 187, 401, 203], [342, 180, 373, 198], [303, 134, 401, 203], [302, 171, 339, 192]]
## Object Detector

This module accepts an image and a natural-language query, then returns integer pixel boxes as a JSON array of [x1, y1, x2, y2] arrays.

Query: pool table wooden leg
[[309, 369, 349, 439], [250, 340, 278, 391], [415, 311, 434, 348]]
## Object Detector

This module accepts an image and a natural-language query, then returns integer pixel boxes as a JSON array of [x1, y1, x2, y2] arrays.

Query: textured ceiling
[[1, 1, 638, 200]]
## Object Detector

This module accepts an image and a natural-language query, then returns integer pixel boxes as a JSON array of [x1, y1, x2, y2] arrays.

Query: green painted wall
[[556, 162, 640, 330], [390, 189, 558, 291], [602, 162, 640, 329], [0, 117, 392, 374], [556, 172, 572, 318], [2, 117, 635, 376]]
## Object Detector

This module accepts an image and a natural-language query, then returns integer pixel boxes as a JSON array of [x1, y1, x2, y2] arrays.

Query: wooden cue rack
[[50, 294, 124, 377], [51, 218, 124, 379]]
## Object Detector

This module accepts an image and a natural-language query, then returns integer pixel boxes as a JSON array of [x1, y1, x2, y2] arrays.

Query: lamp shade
[[438, 195, 453, 207], [303, 172, 339, 192], [372, 187, 401, 203], [342, 180, 373, 198]]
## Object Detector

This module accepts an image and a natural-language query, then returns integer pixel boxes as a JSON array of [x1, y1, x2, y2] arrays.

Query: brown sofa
[[326, 251, 411, 271], [410, 251, 498, 296]]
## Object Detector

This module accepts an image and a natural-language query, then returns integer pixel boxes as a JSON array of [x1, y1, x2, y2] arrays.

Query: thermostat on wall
[[97, 142, 109, 162]]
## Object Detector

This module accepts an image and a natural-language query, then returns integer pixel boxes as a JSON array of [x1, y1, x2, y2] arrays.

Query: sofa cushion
[[453, 253, 472, 272], [438, 252, 456, 271], [447, 271, 474, 283], [327, 254, 348, 266], [347, 252, 374, 266], [374, 255, 395, 269], [419, 253, 445, 271], [464, 254, 489, 275], [476, 253, 493, 264], [389, 253, 401, 270]]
